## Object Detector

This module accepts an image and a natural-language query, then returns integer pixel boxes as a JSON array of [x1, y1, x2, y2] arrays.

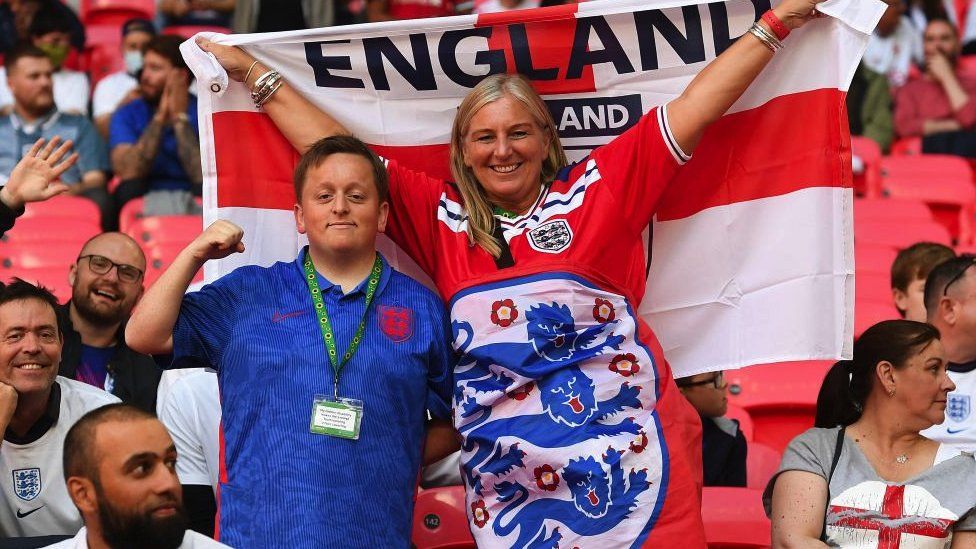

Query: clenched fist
[[189, 220, 245, 262]]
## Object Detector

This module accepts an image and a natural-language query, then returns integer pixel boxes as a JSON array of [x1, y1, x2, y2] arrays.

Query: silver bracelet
[[257, 79, 283, 107], [749, 22, 782, 52], [251, 71, 282, 108]]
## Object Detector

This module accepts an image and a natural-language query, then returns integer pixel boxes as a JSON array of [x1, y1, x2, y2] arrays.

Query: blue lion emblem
[[453, 302, 625, 382], [12, 468, 41, 501], [492, 447, 650, 548], [458, 365, 642, 494], [948, 394, 971, 423]]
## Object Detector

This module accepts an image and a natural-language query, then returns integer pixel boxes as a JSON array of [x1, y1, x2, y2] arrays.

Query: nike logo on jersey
[[16, 506, 43, 518], [272, 310, 305, 323], [947, 428, 968, 434]]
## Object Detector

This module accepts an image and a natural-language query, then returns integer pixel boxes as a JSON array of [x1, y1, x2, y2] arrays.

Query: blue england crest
[[12, 468, 41, 501], [948, 394, 971, 423]]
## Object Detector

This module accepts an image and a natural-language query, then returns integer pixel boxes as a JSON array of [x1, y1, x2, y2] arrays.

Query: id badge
[[310, 394, 363, 440]]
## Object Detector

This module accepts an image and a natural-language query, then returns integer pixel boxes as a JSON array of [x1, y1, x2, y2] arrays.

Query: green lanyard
[[302, 249, 383, 399]]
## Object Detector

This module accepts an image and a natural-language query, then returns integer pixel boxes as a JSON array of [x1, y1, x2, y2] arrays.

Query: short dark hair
[[28, 4, 74, 38], [0, 278, 60, 318], [927, 16, 959, 37], [144, 35, 188, 72], [924, 255, 976, 315], [63, 404, 156, 482], [890, 241, 954, 297], [3, 43, 50, 73], [292, 135, 389, 203]]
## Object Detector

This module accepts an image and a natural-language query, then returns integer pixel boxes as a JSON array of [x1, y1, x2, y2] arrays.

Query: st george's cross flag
[[180, 0, 884, 378]]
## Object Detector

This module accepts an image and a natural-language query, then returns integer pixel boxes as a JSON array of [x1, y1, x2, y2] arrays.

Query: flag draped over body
[[181, 0, 880, 378]]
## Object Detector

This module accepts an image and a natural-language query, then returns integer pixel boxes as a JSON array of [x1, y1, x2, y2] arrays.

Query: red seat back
[[1, 217, 100, 245], [851, 136, 882, 197], [0, 267, 71, 301], [162, 25, 233, 39], [855, 270, 893, 304], [143, 242, 204, 288], [412, 486, 475, 549], [725, 404, 753, 442], [853, 198, 932, 224], [854, 244, 897, 275], [855, 219, 952, 248], [701, 487, 771, 548], [855, 302, 901, 338], [21, 195, 101, 223], [0, 242, 79, 270], [125, 215, 202, 248], [81, 0, 154, 24], [746, 442, 781, 491]]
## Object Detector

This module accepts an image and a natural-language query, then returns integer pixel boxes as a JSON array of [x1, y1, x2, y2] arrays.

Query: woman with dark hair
[[766, 320, 976, 548]]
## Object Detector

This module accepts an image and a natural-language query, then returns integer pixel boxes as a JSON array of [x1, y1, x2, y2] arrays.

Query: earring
[[888, 387, 896, 397]]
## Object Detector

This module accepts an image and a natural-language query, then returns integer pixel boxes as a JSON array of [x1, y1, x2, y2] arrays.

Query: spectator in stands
[[366, 0, 455, 22], [921, 255, 976, 452], [0, 4, 89, 116], [863, 0, 923, 88], [677, 370, 747, 487], [92, 19, 156, 140], [0, 0, 85, 61], [157, 370, 219, 536], [767, 320, 976, 547], [0, 45, 113, 230], [232, 0, 363, 32], [847, 63, 894, 153], [54, 404, 229, 548], [160, 0, 234, 29], [110, 35, 202, 219], [125, 135, 457, 548], [894, 18, 976, 150], [0, 136, 75, 238], [56, 233, 162, 414], [907, 0, 951, 32], [0, 279, 119, 538], [891, 241, 956, 321]]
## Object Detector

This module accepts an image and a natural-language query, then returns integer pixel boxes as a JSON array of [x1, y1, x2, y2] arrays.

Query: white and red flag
[[181, 0, 883, 377]]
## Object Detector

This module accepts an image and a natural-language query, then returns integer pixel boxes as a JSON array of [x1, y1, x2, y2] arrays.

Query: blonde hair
[[449, 74, 568, 258]]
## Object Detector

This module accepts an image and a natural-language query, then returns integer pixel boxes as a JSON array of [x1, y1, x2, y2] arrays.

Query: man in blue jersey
[[125, 135, 457, 548]]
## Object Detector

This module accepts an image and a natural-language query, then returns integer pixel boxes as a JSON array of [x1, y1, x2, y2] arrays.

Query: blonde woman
[[199, 1, 823, 545]]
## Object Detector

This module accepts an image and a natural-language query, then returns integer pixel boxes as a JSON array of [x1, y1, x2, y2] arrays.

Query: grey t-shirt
[[763, 427, 976, 548]]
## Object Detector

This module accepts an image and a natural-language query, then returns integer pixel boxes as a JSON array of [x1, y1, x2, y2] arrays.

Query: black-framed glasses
[[77, 255, 143, 283], [677, 371, 724, 389], [943, 256, 976, 296]]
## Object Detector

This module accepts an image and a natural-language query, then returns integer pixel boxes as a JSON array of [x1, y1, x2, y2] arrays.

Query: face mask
[[123, 50, 143, 76], [36, 43, 69, 69]]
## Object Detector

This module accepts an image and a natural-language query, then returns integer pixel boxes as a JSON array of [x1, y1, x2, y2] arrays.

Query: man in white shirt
[[0, 4, 89, 116], [863, 0, 924, 87], [157, 370, 220, 536], [922, 256, 976, 451], [0, 279, 119, 537], [92, 19, 156, 139], [47, 404, 228, 548]]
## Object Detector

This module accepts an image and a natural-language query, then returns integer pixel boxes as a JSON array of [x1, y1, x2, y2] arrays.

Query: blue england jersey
[[171, 250, 454, 548]]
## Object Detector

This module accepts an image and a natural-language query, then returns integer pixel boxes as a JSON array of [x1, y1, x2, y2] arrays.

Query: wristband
[[761, 10, 790, 41]]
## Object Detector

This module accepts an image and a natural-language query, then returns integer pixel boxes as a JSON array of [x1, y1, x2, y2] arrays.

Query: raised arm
[[126, 220, 244, 354], [0, 137, 75, 210], [667, 0, 823, 154], [197, 39, 349, 152]]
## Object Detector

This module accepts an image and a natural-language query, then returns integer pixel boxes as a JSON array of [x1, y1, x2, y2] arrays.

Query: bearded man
[[58, 233, 162, 413]]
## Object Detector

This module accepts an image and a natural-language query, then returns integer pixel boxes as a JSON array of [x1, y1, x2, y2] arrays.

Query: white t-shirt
[[42, 526, 230, 548], [0, 378, 119, 537], [0, 68, 90, 116], [923, 365, 976, 453], [158, 370, 220, 492], [91, 71, 137, 119], [863, 16, 923, 88]]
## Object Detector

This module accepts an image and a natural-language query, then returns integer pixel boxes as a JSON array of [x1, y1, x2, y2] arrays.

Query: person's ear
[[892, 288, 910, 316], [68, 262, 78, 287], [940, 296, 957, 326], [293, 203, 306, 235], [876, 360, 897, 396], [377, 201, 389, 234], [66, 477, 97, 515]]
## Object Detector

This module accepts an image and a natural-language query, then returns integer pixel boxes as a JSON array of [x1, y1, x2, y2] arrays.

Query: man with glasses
[[922, 255, 976, 453], [676, 370, 747, 487], [57, 233, 162, 413]]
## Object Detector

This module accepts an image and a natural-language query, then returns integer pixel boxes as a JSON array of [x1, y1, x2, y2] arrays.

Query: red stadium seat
[[854, 244, 897, 275], [1, 217, 100, 245], [851, 136, 882, 197], [125, 215, 202, 248], [81, 0, 154, 25], [889, 137, 922, 156], [746, 442, 781, 491], [727, 361, 831, 453], [143, 242, 203, 288], [725, 404, 753, 442], [880, 155, 976, 241], [855, 218, 952, 248], [118, 198, 146, 234], [853, 197, 932, 224], [162, 25, 233, 39], [701, 487, 771, 548], [855, 270, 892, 304], [86, 42, 125, 88], [855, 301, 900, 338], [1, 267, 71, 301], [0, 242, 79, 270], [412, 486, 475, 549], [21, 195, 101, 223]]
